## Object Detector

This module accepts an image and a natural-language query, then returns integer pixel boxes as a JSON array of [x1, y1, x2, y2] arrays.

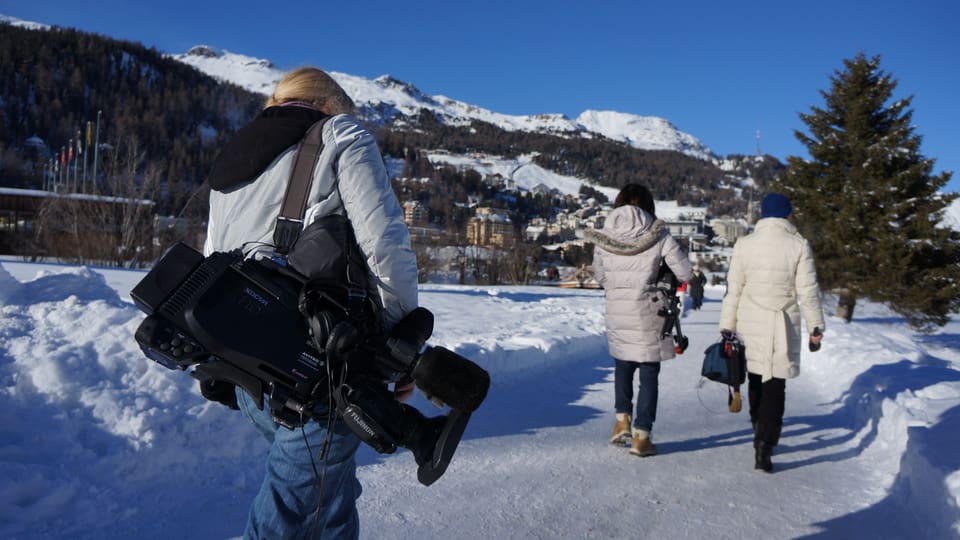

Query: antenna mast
[[747, 129, 761, 225]]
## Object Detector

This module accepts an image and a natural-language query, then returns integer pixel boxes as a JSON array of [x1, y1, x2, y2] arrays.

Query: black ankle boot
[[754, 442, 773, 472]]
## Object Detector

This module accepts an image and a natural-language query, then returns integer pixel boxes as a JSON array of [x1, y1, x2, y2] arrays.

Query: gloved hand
[[199, 378, 240, 410], [720, 329, 737, 341], [809, 327, 823, 352]]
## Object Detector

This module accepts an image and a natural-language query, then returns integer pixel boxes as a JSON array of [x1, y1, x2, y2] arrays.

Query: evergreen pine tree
[[778, 53, 959, 331]]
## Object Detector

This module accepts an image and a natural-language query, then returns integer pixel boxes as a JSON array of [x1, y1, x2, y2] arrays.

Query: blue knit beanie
[[761, 193, 792, 219]]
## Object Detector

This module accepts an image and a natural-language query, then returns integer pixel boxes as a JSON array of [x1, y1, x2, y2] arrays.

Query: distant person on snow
[[688, 265, 707, 310], [203, 67, 419, 539], [719, 193, 825, 472], [587, 184, 693, 457]]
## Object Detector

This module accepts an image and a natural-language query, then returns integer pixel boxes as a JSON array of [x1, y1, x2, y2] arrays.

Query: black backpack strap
[[274, 117, 330, 254]]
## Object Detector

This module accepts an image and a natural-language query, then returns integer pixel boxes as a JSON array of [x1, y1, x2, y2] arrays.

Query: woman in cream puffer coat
[[587, 184, 693, 458], [719, 192, 824, 472]]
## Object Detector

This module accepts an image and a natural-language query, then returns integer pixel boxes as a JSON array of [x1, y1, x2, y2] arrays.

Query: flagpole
[[83, 121, 92, 192], [76, 130, 82, 193], [72, 133, 77, 192], [75, 134, 81, 192], [69, 138, 75, 192], [92, 110, 102, 188]]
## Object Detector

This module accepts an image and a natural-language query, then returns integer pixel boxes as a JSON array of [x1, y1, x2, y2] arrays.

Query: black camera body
[[131, 242, 491, 485], [132, 243, 329, 427]]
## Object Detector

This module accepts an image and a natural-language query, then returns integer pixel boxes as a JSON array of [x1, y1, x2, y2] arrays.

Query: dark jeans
[[614, 360, 661, 432], [748, 373, 786, 446], [691, 293, 703, 309]]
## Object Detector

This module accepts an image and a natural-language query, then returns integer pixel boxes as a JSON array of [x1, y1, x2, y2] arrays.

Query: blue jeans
[[614, 360, 661, 432], [236, 387, 362, 540]]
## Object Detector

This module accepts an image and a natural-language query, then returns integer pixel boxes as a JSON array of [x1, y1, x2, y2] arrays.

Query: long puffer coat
[[588, 205, 694, 363], [204, 106, 418, 332], [719, 217, 825, 381]]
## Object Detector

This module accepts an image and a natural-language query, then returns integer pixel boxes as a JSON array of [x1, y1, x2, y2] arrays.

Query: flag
[[60, 147, 66, 166], [76, 137, 82, 156], [86, 122, 93, 145], [68, 139, 74, 162]]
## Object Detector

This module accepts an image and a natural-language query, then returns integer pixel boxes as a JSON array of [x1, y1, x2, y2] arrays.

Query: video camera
[[655, 261, 689, 354], [131, 242, 490, 485]]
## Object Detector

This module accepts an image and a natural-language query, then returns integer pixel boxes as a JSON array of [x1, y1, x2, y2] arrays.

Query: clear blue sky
[[4, 0, 958, 192]]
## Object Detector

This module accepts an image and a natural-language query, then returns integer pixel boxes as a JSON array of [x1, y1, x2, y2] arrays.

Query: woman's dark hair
[[613, 184, 656, 217]]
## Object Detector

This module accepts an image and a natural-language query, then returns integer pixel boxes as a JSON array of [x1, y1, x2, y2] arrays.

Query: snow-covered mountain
[[0, 13, 48, 30], [575, 110, 713, 158], [170, 46, 715, 160]]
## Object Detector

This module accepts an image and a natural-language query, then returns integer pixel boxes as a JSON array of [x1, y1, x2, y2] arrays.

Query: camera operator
[[202, 67, 418, 539]]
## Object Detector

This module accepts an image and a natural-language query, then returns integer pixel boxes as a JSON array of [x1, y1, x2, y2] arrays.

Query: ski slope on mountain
[[0, 260, 958, 539]]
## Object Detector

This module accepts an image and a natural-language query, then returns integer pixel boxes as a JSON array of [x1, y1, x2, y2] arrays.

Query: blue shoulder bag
[[701, 336, 746, 412]]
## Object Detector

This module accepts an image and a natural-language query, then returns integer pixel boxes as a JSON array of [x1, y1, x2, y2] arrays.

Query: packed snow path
[[1, 261, 957, 539], [358, 289, 960, 540]]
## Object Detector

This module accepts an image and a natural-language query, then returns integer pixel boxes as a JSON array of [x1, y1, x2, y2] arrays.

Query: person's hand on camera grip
[[394, 375, 415, 403], [199, 378, 239, 410]]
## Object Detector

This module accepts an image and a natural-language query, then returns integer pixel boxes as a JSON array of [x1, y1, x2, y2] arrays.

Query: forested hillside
[[0, 24, 262, 211], [1, 23, 784, 215]]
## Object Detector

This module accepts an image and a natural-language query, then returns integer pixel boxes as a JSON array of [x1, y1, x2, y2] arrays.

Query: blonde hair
[[265, 67, 355, 115]]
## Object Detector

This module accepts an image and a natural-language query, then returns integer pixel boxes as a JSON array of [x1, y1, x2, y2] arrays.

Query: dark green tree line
[[376, 111, 750, 215], [0, 24, 262, 210]]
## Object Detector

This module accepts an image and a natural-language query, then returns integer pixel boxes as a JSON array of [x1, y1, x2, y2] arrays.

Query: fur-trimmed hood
[[585, 206, 666, 256]]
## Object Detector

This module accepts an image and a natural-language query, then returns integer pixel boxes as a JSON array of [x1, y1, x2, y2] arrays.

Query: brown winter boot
[[609, 413, 631, 445], [629, 428, 657, 457]]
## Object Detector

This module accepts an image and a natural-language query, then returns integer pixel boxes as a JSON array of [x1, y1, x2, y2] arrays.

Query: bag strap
[[274, 117, 330, 254]]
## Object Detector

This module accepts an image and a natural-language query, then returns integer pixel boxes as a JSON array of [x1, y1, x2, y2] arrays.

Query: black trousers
[[748, 373, 785, 446]]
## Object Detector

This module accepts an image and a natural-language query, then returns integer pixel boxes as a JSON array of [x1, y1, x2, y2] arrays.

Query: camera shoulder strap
[[274, 116, 331, 254]]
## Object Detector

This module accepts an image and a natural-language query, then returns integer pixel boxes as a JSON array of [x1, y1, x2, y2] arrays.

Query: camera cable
[[306, 317, 346, 538]]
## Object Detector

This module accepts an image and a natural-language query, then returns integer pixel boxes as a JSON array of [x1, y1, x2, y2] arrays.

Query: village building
[[466, 207, 515, 247]]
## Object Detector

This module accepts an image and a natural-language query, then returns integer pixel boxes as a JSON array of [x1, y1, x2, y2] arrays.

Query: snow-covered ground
[[1, 260, 958, 539]]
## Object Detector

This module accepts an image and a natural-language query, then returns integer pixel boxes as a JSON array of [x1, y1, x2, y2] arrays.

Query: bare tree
[[411, 238, 436, 284], [35, 137, 159, 266], [503, 240, 541, 285]]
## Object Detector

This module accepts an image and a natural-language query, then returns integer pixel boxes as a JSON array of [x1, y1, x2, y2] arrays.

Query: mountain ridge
[[171, 46, 716, 160]]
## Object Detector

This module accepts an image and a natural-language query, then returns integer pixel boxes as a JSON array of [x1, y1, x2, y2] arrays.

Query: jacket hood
[[206, 106, 329, 192], [755, 217, 798, 235], [585, 205, 666, 256]]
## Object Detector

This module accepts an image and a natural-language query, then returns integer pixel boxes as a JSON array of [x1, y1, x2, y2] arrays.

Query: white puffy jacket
[[204, 114, 418, 331], [588, 205, 693, 363], [719, 218, 825, 381]]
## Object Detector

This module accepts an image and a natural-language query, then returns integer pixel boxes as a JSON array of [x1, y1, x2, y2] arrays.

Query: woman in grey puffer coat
[[587, 184, 693, 457]]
